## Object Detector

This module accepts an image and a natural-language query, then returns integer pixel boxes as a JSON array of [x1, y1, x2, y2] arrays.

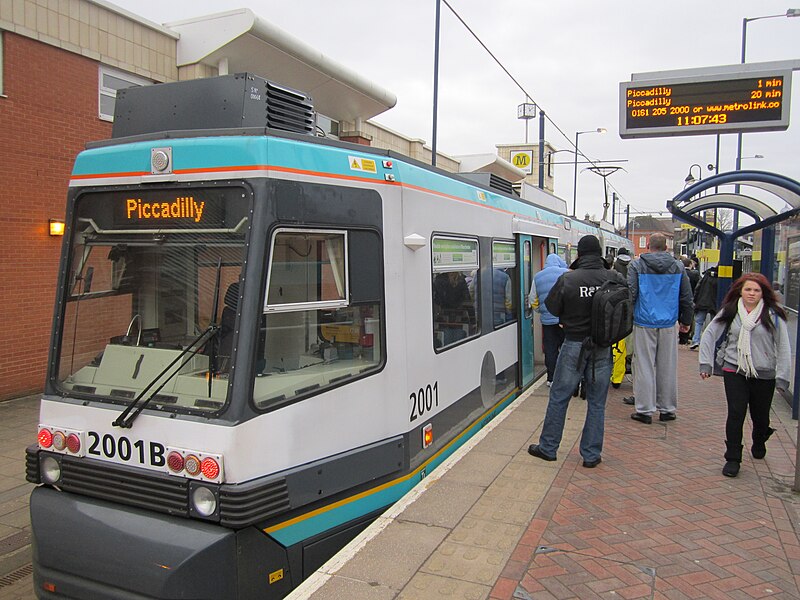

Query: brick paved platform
[[295, 345, 800, 600], [3, 345, 799, 599]]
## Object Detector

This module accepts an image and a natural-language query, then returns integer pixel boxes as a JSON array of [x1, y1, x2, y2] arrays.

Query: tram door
[[531, 239, 551, 378], [518, 235, 535, 387]]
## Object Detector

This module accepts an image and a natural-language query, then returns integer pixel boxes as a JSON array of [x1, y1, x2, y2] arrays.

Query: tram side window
[[254, 229, 382, 410], [432, 236, 479, 350], [492, 240, 517, 328]]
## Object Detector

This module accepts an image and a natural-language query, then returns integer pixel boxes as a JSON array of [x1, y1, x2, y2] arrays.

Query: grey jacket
[[698, 310, 791, 390]]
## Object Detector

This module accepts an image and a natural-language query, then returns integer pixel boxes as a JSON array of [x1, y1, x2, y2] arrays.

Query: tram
[[27, 73, 631, 599]]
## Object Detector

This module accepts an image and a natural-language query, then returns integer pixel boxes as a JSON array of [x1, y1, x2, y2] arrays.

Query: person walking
[[612, 248, 632, 278], [684, 257, 700, 292], [529, 253, 568, 386], [698, 273, 790, 477], [679, 258, 700, 345], [628, 233, 693, 424], [689, 266, 718, 350], [527, 235, 626, 468], [613, 247, 635, 398]]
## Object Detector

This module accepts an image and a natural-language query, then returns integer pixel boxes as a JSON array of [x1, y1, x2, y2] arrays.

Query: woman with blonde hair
[[699, 273, 791, 478]]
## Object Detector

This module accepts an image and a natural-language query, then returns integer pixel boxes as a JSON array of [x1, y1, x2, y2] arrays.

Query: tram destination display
[[619, 68, 791, 139], [75, 186, 250, 231]]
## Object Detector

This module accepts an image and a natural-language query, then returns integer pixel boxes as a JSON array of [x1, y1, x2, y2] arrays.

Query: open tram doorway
[[517, 233, 550, 388]]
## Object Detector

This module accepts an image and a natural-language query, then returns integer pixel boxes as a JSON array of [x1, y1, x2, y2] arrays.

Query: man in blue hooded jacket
[[628, 233, 693, 423], [529, 253, 568, 385]]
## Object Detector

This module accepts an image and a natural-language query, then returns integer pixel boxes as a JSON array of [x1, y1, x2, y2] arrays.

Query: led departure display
[[619, 69, 791, 139], [74, 187, 249, 231]]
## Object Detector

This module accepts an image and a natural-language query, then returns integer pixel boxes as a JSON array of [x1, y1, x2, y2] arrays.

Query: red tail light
[[167, 451, 185, 473], [66, 433, 81, 454], [201, 457, 220, 479], [165, 447, 224, 483], [38, 429, 53, 448]]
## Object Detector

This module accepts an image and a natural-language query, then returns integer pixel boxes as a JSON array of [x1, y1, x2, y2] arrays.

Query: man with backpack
[[528, 235, 629, 469], [628, 233, 694, 424]]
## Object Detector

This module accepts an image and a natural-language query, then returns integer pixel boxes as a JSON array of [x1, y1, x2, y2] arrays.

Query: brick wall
[[0, 32, 111, 400]]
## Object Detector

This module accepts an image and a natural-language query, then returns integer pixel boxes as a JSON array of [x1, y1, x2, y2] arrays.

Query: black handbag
[[712, 323, 731, 377]]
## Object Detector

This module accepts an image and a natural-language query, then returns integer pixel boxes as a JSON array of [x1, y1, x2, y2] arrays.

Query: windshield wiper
[[206, 259, 223, 398], [112, 258, 224, 429], [111, 326, 219, 428]]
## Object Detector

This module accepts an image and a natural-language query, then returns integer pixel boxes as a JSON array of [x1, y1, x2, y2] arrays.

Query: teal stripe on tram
[[268, 389, 519, 547]]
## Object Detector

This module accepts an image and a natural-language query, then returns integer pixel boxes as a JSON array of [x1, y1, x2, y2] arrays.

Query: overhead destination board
[[619, 69, 792, 139]]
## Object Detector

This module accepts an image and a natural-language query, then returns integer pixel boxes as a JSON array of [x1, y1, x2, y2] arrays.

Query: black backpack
[[591, 277, 633, 347]]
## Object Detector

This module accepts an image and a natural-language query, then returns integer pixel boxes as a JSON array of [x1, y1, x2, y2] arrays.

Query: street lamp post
[[572, 127, 606, 218], [735, 9, 800, 174]]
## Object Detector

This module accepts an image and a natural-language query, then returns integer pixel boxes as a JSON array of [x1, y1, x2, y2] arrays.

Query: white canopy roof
[[166, 9, 397, 122]]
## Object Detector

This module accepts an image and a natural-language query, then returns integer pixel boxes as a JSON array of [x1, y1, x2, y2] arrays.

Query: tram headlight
[[190, 485, 218, 519], [40, 455, 62, 485]]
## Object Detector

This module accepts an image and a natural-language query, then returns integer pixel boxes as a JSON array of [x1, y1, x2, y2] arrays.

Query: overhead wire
[[441, 1, 679, 226], [440, 0, 603, 171]]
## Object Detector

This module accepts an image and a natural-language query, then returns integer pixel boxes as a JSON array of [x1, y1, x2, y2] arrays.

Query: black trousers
[[722, 371, 776, 452], [542, 324, 565, 382]]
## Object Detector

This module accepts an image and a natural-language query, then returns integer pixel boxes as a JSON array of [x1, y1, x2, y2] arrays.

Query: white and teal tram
[[26, 74, 631, 599]]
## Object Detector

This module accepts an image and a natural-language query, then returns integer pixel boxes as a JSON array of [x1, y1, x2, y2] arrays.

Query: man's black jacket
[[545, 254, 627, 341]]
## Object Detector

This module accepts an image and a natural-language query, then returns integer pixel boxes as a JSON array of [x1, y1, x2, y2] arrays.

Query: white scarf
[[736, 297, 764, 378]]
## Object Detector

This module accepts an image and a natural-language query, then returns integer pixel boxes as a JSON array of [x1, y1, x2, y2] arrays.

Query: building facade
[[1, 1, 555, 400], [622, 215, 675, 257]]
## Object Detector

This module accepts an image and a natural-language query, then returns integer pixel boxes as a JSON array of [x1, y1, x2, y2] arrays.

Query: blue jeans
[[537, 339, 612, 463], [691, 310, 711, 345], [542, 324, 564, 382]]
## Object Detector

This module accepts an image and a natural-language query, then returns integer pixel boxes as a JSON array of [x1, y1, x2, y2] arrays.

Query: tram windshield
[[54, 186, 250, 415]]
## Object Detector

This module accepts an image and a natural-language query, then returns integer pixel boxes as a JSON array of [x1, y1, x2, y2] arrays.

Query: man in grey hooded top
[[628, 234, 693, 424]]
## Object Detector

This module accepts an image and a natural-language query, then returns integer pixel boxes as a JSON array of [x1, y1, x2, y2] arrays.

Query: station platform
[[289, 345, 800, 600], [2, 344, 799, 599]]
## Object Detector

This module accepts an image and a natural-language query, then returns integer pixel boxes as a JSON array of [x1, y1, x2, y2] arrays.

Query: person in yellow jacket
[[610, 248, 632, 389], [611, 338, 627, 388]]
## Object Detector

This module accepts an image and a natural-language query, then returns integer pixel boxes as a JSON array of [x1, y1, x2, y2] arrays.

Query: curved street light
[[684, 163, 702, 186], [572, 127, 606, 217]]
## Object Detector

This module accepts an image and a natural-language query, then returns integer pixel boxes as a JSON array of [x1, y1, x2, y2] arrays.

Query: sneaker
[[611, 382, 621, 389], [630, 412, 652, 424], [582, 457, 602, 468], [659, 412, 676, 422], [722, 461, 740, 477], [527, 444, 557, 462], [689, 343, 699, 350], [546, 380, 552, 387], [622, 396, 635, 406]]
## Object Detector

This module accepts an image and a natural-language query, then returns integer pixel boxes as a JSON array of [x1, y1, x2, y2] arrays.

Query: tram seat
[[433, 308, 471, 348]]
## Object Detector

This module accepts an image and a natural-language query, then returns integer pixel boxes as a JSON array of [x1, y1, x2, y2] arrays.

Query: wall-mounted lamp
[[49, 219, 65, 236], [684, 163, 702, 186]]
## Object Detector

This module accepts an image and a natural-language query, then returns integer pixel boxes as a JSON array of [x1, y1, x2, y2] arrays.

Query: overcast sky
[[108, 0, 800, 222]]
